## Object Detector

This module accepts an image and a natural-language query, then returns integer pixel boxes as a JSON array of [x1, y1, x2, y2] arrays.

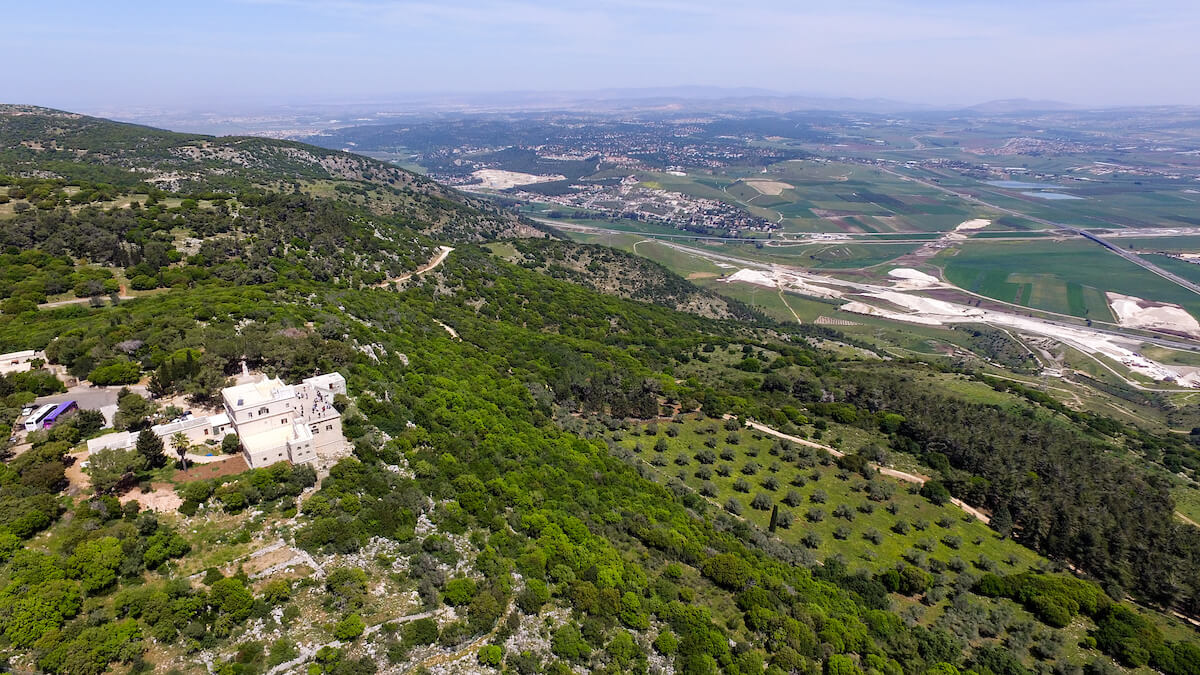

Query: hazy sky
[[5, 0, 1199, 110]]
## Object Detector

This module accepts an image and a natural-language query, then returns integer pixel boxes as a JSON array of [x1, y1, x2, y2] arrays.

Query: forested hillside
[[0, 106, 538, 241], [501, 239, 760, 321], [0, 108, 1196, 675]]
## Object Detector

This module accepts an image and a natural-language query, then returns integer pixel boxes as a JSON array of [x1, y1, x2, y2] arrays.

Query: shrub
[[402, 618, 439, 647], [920, 480, 951, 506], [443, 577, 477, 606], [333, 614, 366, 641], [478, 645, 504, 667], [654, 631, 678, 655]]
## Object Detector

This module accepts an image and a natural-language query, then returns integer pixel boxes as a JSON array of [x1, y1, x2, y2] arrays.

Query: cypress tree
[[136, 429, 167, 469]]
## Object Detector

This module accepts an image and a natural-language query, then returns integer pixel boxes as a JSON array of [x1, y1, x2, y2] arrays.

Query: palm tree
[[172, 432, 190, 471]]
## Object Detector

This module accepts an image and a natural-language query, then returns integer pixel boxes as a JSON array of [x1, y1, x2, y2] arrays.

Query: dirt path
[[435, 320, 460, 340], [741, 419, 845, 458], [40, 293, 135, 309], [739, 418, 991, 524], [777, 289, 803, 325], [376, 246, 454, 288], [263, 607, 447, 675], [1177, 511, 1200, 529]]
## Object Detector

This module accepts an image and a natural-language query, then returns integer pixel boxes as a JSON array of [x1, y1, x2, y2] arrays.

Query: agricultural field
[[609, 416, 1044, 581], [968, 178, 1200, 231], [714, 161, 981, 233], [936, 239, 1200, 321], [627, 162, 989, 235], [1141, 254, 1200, 285]]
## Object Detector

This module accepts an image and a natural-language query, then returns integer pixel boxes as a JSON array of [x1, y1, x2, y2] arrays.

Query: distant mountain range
[[74, 89, 1131, 136]]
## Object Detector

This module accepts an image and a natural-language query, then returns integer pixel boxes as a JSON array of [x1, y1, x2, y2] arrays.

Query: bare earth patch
[[954, 218, 992, 231], [174, 455, 249, 482], [466, 169, 564, 190], [743, 179, 791, 196], [1106, 292, 1200, 337], [120, 484, 183, 513]]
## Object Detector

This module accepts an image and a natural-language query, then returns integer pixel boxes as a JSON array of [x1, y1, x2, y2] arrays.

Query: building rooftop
[[304, 372, 345, 391], [151, 416, 213, 437], [240, 421, 312, 453], [0, 350, 37, 361], [222, 376, 293, 410], [86, 431, 133, 453]]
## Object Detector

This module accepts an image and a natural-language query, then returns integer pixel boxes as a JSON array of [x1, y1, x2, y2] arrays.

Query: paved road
[[877, 166, 1200, 299], [553, 219, 1200, 358]]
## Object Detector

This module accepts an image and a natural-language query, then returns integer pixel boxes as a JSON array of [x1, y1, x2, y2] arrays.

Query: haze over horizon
[[4, 0, 1200, 113]]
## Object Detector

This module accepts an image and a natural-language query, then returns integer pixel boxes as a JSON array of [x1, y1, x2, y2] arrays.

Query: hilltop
[[0, 104, 538, 241]]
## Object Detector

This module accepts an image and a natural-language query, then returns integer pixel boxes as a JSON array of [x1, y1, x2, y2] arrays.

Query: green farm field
[[937, 239, 1200, 321], [638, 162, 987, 234]]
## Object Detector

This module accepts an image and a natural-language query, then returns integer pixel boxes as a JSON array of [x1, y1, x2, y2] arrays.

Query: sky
[[4, 0, 1199, 111]]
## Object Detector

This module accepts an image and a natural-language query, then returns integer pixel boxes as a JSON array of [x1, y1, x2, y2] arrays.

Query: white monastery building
[[86, 372, 349, 470], [221, 372, 348, 468]]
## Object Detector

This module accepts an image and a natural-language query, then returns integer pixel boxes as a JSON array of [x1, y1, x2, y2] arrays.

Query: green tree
[[920, 480, 951, 506], [136, 429, 167, 469], [209, 577, 254, 622], [402, 618, 438, 647], [443, 577, 477, 606], [827, 654, 864, 675], [333, 614, 366, 641], [478, 645, 504, 667], [171, 432, 190, 469], [88, 447, 147, 494], [550, 624, 590, 663], [67, 536, 124, 593]]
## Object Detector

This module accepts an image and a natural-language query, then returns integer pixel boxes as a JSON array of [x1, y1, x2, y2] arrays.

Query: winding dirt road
[[739, 418, 992, 524], [376, 245, 454, 288]]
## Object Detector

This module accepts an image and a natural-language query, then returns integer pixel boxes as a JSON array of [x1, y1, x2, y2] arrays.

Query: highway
[[875, 166, 1200, 299], [543, 219, 1200, 360]]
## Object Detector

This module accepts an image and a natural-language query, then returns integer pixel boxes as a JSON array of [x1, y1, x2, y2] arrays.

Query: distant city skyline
[[5, 0, 1199, 111]]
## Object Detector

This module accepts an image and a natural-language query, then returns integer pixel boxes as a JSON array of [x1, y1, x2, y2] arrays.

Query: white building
[[151, 412, 233, 448], [221, 373, 348, 469], [86, 431, 135, 454], [1, 350, 44, 375]]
